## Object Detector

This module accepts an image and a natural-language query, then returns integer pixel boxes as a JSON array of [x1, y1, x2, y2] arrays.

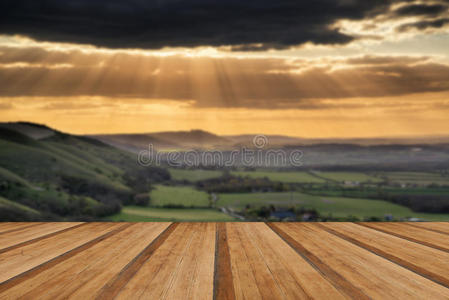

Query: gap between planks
[[0, 223, 132, 294], [267, 223, 369, 300]]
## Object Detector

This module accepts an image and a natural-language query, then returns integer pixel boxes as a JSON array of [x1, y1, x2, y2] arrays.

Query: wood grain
[[213, 223, 235, 300], [319, 222, 449, 288], [0, 223, 171, 299], [359, 222, 449, 252], [231, 223, 347, 300], [272, 223, 449, 300], [0, 222, 84, 253], [399, 222, 449, 236], [97, 222, 176, 299], [0, 222, 125, 284], [0, 223, 43, 235], [116, 223, 216, 300], [0, 222, 448, 300]]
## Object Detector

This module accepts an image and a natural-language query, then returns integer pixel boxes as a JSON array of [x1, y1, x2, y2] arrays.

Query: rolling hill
[[91, 129, 449, 162], [92, 129, 233, 152], [0, 122, 169, 221]]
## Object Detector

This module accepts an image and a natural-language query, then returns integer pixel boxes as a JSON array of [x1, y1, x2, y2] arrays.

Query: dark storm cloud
[[0, 0, 395, 49], [344, 55, 429, 65], [393, 3, 447, 17], [391, 1, 449, 33], [398, 18, 449, 32]]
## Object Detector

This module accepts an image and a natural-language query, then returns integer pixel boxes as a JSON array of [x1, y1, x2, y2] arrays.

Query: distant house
[[344, 181, 360, 187]]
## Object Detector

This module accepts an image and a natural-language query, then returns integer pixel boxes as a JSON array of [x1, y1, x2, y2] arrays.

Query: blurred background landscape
[[1, 121, 449, 222], [1, 1, 449, 221]]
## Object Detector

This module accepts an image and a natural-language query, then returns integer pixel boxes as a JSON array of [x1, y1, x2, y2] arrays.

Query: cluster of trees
[[383, 194, 449, 213], [1, 180, 121, 219], [196, 175, 290, 193], [61, 167, 171, 215], [240, 205, 364, 222], [123, 167, 170, 193]]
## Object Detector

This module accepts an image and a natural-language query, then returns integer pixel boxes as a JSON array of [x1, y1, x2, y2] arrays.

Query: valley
[[1, 122, 449, 222]]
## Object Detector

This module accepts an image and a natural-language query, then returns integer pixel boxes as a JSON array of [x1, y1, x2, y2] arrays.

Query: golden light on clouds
[[1, 17, 449, 139], [1, 91, 449, 138]]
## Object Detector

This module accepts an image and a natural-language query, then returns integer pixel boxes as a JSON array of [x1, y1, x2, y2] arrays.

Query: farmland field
[[217, 192, 449, 221], [231, 170, 325, 183], [313, 171, 382, 183], [376, 172, 449, 186], [169, 169, 223, 182], [150, 184, 210, 207], [106, 206, 235, 221]]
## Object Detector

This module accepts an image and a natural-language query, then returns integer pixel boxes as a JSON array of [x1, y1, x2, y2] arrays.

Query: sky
[[1, 0, 449, 138]]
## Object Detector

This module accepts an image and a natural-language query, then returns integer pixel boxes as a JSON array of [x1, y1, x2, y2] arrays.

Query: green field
[[231, 170, 325, 183], [313, 172, 382, 183], [377, 172, 449, 186], [169, 169, 223, 182], [106, 206, 235, 221], [217, 192, 449, 221], [150, 185, 210, 207]]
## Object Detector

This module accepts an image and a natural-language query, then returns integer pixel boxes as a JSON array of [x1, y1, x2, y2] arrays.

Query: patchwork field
[[377, 172, 449, 186], [169, 169, 223, 182], [313, 171, 382, 183], [150, 184, 210, 207], [106, 206, 235, 221], [217, 192, 449, 221]]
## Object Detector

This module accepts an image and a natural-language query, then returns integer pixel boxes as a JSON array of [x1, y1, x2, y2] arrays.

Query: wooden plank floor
[[0, 223, 449, 299]]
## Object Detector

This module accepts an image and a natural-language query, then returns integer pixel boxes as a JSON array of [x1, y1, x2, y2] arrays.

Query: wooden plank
[[359, 222, 449, 252], [0, 222, 124, 284], [0, 222, 448, 299], [0, 222, 84, 253], [0, 223, 42, 235], [272, 223, 449, 300], [405, 222, 449, 235], [319, 222, 449, 288], [0, 223, 171, 299], [116, 223, 216, 300], [230, 223, 347, 300], [97, 223, 177, 299], [213, 223, 235, 300], [268, 223, 367, 300]]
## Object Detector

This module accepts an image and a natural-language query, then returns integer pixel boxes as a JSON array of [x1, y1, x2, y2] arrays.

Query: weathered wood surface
[[0, 222, 448, 299]]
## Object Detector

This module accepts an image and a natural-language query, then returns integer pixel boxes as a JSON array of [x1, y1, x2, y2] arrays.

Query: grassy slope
[[150, 185, 210, 207], [0, 130, 131, 192], [218, 192, 449, 221], [0, 196, 40, 215], [169, 169, 223, 182], [106, 206, 235, 221], [0, 166, 32, 187], [0, 127, 137, 219], [1, 184, 103, 214]]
